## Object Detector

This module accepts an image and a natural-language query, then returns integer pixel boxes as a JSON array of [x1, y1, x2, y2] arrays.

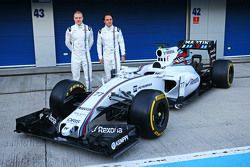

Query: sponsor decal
[[133, 83, 152, 93], [73, 112, 86, 117], [166, 55, 170, 61], [66, 84, 85, 97], [182, 40, 209, 49], [92, 125, 123, 134], [78, 106, 92, 112], [111, 135, 129, 150], [48, 114, 56, 125], [201, 44, 208, 49], [63, 127, 69, 130], [155, 94, 166, 101], [185, 40, 209, 45], [93, 91, 105, 97], [166, 50, 175, 54], [180, 81, 185, 88], [133, 85, 138, 93], [185, 40, 194, 44], [210, 48, 216, 55], [197, 40, 209, 45], [138, 83, 152, 89], [153, 130, 161, 136], [174, 56, 185, 64], [67, 118, 80, 124], [186, 77, 199, 87]]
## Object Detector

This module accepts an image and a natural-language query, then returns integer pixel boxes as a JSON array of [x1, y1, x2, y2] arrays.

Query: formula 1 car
[[15, 40, 234, 158]]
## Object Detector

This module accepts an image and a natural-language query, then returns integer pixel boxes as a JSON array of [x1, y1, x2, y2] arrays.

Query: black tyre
[[212, 60, 234, 88], [128, 89, 169, 139], [49, 79, 87, 119]]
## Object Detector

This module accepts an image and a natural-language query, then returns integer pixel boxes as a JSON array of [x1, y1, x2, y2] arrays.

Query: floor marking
[[86, 146, 250, 167]]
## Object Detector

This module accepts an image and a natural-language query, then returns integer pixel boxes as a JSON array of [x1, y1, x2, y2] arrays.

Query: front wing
[[15, 108, 138, 158]]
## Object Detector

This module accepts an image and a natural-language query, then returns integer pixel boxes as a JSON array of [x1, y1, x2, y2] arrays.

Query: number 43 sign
[[34, 9, 45, 18]]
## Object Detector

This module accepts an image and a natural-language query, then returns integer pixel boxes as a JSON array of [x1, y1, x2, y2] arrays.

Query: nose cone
[[61, 125, 74, 136]]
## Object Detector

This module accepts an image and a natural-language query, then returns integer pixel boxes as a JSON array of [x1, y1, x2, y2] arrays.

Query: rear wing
[[178, 40, 217, 66]]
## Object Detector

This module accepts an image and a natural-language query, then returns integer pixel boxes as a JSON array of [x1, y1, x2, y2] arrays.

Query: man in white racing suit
[[97, 14, 126, 81], [65, 11, 94, 91]]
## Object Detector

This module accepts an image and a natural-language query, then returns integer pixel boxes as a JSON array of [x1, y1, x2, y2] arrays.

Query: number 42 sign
[[192, 8, 201, 24]]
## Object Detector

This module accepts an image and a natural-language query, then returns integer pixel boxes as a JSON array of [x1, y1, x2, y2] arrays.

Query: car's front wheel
[[49, 79, 87, 119], [128, 89, 169, 139]]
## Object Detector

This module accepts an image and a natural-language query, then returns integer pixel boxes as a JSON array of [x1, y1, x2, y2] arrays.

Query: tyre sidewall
[[212, 60, 234, 88], [128, 90, 169, 139], [49, 79, 86, 119]]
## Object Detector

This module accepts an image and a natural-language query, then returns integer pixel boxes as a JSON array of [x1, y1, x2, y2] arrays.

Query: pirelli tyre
[[49, 79, 87, 119], [128, 89, 169, 139], [212, 60, 234, 88]]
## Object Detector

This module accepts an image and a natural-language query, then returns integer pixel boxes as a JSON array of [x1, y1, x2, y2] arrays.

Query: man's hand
[[121, 55, 125, 62], [99, 59, 104, 64]]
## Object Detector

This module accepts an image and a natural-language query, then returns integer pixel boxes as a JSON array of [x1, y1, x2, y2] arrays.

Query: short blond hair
[[74, 11, 83, 17]]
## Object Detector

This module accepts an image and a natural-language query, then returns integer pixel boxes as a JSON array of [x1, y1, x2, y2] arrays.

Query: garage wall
[[31, 1, 56, 67], [224, 0, 250, 57], [190, 0, 226, 58], [0, 1, 35, 67], [53, 0, 187, 64]]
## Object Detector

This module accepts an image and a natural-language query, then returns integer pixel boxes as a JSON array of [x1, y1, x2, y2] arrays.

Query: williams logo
[[186, 77, 199, 87], [133, 83, 152, 93], [133, 85, 138, 93]]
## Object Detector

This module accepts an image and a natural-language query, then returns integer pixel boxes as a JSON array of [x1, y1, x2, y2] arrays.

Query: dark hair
[[74, 10, 84, 17], [103, 13, 113, 20]]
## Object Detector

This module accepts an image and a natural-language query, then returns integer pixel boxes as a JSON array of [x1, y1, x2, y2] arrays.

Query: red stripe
[[138, 65, 144, 72]]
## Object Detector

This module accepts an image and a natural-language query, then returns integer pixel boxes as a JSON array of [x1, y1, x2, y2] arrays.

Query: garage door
[[224, 0, 250, 56], [54, 0, 186, 64], [0, 1, 35, 67]]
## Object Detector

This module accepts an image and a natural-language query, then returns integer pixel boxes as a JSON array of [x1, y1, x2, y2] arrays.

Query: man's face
[[74, 13, 83, 25], [104, 15, 113, 27]]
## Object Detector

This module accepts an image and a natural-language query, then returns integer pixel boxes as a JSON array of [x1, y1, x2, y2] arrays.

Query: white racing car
[[15, 40, 234, 158]]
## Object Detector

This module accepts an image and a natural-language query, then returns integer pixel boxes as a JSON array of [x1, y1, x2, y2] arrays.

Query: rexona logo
[[111, 135, 129, 150], [93, 126, 123, 134], [67, 118, 80, 124]]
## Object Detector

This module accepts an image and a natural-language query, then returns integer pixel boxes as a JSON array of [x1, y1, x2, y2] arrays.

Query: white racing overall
[[97, 25, 125, 81], [65, 23, 94, 91]]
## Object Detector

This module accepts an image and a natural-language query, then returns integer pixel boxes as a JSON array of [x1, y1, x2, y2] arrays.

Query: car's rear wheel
[[128, 89, 169, 139], [212, 60, 234, 88], [49, 79, 87, 119]]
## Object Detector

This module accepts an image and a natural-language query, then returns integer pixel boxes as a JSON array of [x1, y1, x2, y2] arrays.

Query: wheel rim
[[228, 64, 234, 85], [154, 102, 167, 129]]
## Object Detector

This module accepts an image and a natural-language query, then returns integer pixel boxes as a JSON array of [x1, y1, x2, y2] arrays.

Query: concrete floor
[[0, 63, 250, 167]]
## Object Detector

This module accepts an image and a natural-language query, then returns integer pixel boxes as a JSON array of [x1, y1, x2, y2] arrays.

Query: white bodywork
[[59, 46, 200, 138]]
